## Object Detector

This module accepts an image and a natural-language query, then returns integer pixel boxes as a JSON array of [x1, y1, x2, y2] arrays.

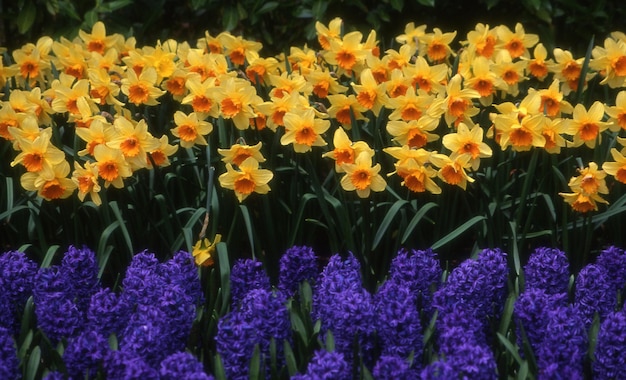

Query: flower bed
[[2, 16, 626, 378]]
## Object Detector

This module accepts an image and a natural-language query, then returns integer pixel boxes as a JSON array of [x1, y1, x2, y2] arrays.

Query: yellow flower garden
[[2, 19, 626, 213]]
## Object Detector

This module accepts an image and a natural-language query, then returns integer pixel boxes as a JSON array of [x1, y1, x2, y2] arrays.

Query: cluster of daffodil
[[2, 18, 626, 212]]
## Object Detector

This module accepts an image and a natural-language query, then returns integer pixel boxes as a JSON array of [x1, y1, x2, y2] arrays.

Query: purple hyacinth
[[523, 247, 570, 295], [159, 351, 213, 380], [535, 305, 587, 378], [60, 245, 100, 310], [159, 250, 204, 305], [43, 372, 65, 380], [575, 264, 616, 326], [433, 248, 508, 321], [446, 342, 498, 379], [87, 287, 130, 337], [374, 279, 423, 360], [296, 349, 350, 380], [215, 310, 257, 380], [388, 248, 442, 317], [216, 288, 290, 379], [0, 250, 38, 333], [593, 311, 626, 379], [0, 326, 19, 380], [63, 330, 109, 379], [120, 251, 162, 307], [104, 350, 159, 379], [420, 360, 456, 379], [372, 355, 418, 380], [33, 266, 84, 343], [436, 307, 487, 356], [513, 288, 568, 353], [595, 246, 626, 292], [157, 284, 198, 352], [313, 253, 375, 364], [278, 245, 318, 295], [230, 258, 271, 306], [119, 304, 172, 367]]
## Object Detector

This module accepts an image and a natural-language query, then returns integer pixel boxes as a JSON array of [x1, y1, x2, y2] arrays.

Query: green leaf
[[110, 201, 134, 255], [372, 200, 408, 250], [497, 332, 523, 365], [223, 6, 239, 31], [25, 345, 41, 380], [40, 245, 59, 268], [97, 220, 120, 257], [431, 216, 486, 250], [17, 1, 37, 34], [239, 205, 256, 257], [248, 344, 262, 380], [389, 0, 404, 11], [217, 242, 231, 314], [416, 0, 435, 7], [258, 1, 279, 13], [401, 202, 438, 244], [214, 354, 227, 380], [284, 341, 298, 376]]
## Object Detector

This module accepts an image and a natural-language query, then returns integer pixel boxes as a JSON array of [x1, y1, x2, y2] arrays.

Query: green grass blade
[[239, 204, 256, 258], [401, 202, 438, 244], [431, 215, 486, 251], [372, 200, 408, 250]]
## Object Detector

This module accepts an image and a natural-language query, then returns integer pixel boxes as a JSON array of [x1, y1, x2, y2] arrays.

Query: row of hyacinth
[[2, 244, 626, 378]]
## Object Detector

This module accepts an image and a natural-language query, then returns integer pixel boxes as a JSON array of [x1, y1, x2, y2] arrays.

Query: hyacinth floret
[[313, 252, 363, 321], [63, 329, 109, 379], [535, 305, 587, 379], [278, 245, 319, 295], [593, 311, 626, 379], [104, 349, 159, 380], [33, 266, 84, 343], [60, 245, 100, 310], [433, 248, 508, 321], [595, 246, 626, 292], [120, 251, 162, 307], [120, 304, 171, 367], [156, 284, 197, 352], [296, 349, 350, 380], [215, 309, 258, 380], [374, 279, 423, 360], [159, 250, 204, 305], [436, 306, 487, 355], [574, 263, 616, 326], [0, 326, 19, 380], [159, 351, 213, 380], [523, 247, 570, 295], [388, 248, 442, 315], [372, 355, 418, 380], [238, 288, 291, 363], [513, 288, 568, 353], [0, 250, 38, 333], [230, 258, 271, 307], [87, 287, 129, 336]]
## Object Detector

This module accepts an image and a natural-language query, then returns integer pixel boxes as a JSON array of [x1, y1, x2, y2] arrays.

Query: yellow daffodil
[[402, 56, 447, 95], [181, 73, 219, 118], [219, 32, 263, 66], [387, 116, 440, 149], [534, 79, 573, 117], [340, 151, 386, 198], [524, 43, 553, 81], [602, 148, 626, 184], [315, 17, 343, 50], [429, 152, 475, 190], [351, 68, 387, 116], [245, 51, 279, 85], [395, 22, 427, 50], [385, 69, 411, 99], [491, 50, 527, 97], [541, 117, 568, 154], [121, 66, 166, 106], [21, 160, 76, 201], [386, 86, 434, 121], [193, 234, 221, 266], [324, 31, 368, 73], [147, 135, 178, 169], [463, 23, 498, 59], [218, 157, 273, 202], [559, 190, 608, 213], [494, 113, 546, 152], [218, 142, 266, 167], [394, 157, 441, 194], [496, 23, 538, 59], [51, 75, 98, 116], [564, 101, 610, 148], [281, 108, 330, 153], [78, 21, 122, 55], [213, 76, 262, 130], [568, 162, 608, 196], [420, 28, 457, 63], [590, 36, 626, 88], [171, 111, 213, 148], [93, 144, 132, 189], [464, 56, 507, 106], [322, 127, 373, 173], [71, 161, 102, 205], [305, 69, 349, 99], [431, 73, 480, 127], [10, 130, 66, 180], [605, 90, 626, 131], [326, 94, 368, 129], [76, 119, 116, 157], [108, 117, 161, 170], [442, 122, 492, 170], [256, 92, 310, 132]]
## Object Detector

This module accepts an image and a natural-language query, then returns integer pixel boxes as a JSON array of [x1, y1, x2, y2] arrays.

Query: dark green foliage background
[[2, 0, 626, 56]]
